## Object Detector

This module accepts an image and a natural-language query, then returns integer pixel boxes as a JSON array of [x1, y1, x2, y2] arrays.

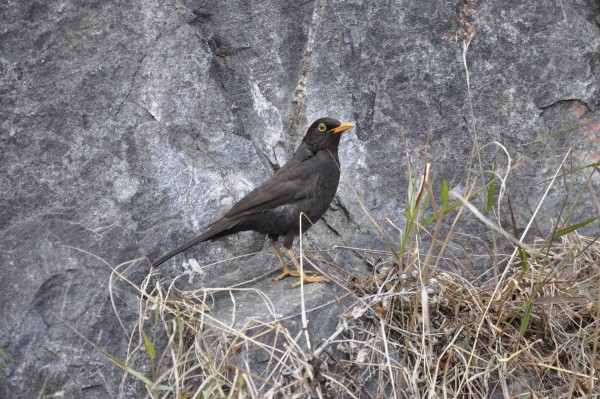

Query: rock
[[1, 0, 598, 397]]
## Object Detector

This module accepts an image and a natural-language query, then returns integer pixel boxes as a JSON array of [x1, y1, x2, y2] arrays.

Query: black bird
[[151, 117, 354, 285]]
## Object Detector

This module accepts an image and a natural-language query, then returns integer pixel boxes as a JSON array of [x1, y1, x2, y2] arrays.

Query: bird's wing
[[224, 176, 312, 218], [223, 155, 315, 218]]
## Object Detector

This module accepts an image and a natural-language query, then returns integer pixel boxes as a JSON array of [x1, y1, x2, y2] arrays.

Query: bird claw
[[273, 265, 328, 287], [273, 265, 315, 281], [290, 275, 328, 288]]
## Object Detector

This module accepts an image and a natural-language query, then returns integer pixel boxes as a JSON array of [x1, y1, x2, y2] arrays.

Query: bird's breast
[[253, 149, 342, 236]]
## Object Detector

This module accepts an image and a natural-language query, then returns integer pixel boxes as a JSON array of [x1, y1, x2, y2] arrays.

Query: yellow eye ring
[[318, 123, 327, 132]]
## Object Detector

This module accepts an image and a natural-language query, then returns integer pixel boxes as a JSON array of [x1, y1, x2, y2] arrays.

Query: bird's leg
[[269, 237, 298, 280], [269, 236, 325, 286], [284, 248, 326, 288]]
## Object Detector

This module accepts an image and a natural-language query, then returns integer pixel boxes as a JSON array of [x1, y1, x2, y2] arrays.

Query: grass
[[89, 20, 600, 394], [95, 131, 600, 398], [104, 229, 600, 398]]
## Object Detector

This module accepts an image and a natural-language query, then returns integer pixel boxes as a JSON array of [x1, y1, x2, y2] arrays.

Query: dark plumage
[[152, 117, 354, 284]]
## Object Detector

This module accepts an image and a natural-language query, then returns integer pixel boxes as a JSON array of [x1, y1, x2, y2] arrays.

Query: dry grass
[[105, 228, 599, 398], [103, 131, 599, 397], [333, 233, 600, 398]]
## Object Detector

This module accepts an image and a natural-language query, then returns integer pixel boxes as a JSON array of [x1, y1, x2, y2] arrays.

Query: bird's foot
[[273, 264, 314, 281], [273, 265, 328, 287], [290, 274, 327, 288]]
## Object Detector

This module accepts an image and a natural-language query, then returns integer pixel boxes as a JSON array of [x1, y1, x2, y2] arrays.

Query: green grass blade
[[61, 318, 161, 388], [441, 178, 449, 209], [142, 330, 155, 360], [553, 216, 599, 239], [519, 301, 533, 336], [527, 122, 581, 145], [519, 247, 529, 271]]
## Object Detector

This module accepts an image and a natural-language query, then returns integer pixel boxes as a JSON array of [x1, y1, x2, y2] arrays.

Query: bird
[[151, 117, 354, 286]]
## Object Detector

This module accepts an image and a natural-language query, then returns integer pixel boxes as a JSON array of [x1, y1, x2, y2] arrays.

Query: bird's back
[[226, 144, 341, 239]]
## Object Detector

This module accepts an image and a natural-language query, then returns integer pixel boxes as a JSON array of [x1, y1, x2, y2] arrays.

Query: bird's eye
[[318, 123, 327, 132]]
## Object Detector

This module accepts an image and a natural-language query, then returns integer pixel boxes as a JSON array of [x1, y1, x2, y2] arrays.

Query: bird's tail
[[151, 218, 239, 267]]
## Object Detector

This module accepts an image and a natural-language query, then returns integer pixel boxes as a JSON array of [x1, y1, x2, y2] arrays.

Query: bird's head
[[303, 117, 355, 150]]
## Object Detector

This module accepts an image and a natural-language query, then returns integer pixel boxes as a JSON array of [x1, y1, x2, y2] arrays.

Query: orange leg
[[269, 238, 325, 287]]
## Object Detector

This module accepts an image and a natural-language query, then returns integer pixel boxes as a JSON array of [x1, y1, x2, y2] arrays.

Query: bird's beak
[[331, 122, 355, 134]]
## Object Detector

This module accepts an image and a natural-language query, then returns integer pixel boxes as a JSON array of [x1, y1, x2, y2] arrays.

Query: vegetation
[[96, 134, 599, 397]]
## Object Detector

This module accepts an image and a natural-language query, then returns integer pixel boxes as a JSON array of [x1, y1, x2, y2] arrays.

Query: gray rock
[[1, 0, 598, 397]]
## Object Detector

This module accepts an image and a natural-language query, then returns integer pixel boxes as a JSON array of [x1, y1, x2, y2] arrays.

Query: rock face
[[1, 0, 598, 397]]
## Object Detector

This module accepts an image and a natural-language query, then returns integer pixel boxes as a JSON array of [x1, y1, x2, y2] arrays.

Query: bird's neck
[[304, 136, 341, 154]]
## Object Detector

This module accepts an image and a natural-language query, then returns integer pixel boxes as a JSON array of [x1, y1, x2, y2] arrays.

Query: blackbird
[[151, 117, 354, 285]]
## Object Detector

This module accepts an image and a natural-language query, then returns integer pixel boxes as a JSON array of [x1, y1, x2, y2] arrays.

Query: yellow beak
[[331, 122, 355, 134]]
